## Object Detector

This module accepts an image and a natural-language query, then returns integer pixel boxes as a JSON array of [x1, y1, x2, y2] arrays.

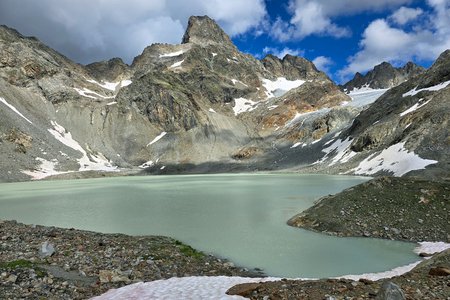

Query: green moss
[[0, 259, 47, 277], [174, 240, 204, 259]]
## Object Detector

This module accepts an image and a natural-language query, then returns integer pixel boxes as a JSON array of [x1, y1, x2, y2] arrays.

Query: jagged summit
[[181, 16, 234, 47], [342, 61, 425, 91], [262, 54, 329, 81]]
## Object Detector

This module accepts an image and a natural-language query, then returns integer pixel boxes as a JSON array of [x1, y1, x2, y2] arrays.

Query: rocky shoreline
[[0, 220, 262, 299], [288, 176, 450, 243]]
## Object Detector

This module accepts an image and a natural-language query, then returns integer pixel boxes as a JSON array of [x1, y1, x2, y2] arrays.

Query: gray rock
[[39, 241, 55, 257], [376, 281, 405, 300]]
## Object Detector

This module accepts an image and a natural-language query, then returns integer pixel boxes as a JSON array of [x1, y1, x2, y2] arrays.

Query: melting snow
[[106, 101, 117, 106], [94, 241, 450, 300], [0, 97, 33, 124], [345, 88, 388, 108], [21, 157, 71, 180], [159, 50, 185, 58], [147, 132, 167, 146], [208, 108, 216, 113], [212, 52, 217, 57], [414, 242, 450, 255], [87, 79, 132, 91], [262, 77, 305, 98], [139, 160, 154, 169], [403, 79, 450, 97], [47, 121, 118, 172], [267, 105, 278, 110], [399, 99, 431, 116], [233, 98, 258, 115], [74, 88, 114, 99], [169, 60, 184, 69], [314, 137, 357, 166], [351, 142, 437, 176]]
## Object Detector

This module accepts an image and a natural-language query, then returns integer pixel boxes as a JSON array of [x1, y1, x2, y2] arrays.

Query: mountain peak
[[181, 15, 234, 47]]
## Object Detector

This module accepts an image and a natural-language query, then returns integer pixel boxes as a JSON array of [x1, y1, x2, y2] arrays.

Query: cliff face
[[342, 61, 425, 92], [0, 18, 447, 182]]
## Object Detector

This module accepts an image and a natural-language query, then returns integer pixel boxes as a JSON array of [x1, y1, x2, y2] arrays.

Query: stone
[[226, 282, 261, 296], [376, 281, 405, 300], [99, 270, 130, 283], [7, 274, 18, 283], [428, 267, 450, 276], [39, 241, 55, 257]]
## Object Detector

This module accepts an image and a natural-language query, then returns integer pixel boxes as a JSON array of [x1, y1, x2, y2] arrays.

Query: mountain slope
[[342, 61, 425, 92], [0, 16, 350, 181]]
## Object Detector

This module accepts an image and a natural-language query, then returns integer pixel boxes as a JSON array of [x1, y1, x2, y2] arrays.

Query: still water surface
[[0, 174, 418, 278]]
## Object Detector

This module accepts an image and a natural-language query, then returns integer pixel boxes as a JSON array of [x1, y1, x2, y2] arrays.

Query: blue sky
[[0, 0, 449, 83]]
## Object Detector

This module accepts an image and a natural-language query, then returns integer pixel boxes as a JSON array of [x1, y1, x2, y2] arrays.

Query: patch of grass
[[174, 240, 204, 259], [0, 259, 47, 277]]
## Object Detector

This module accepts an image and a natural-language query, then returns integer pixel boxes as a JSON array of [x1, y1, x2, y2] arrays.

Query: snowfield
[[351, 142, 437, 176], [262, 77, 305, 98], [233, 97, 258, 115]]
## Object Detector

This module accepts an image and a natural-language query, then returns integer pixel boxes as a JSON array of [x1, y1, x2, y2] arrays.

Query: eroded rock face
[[342, 61, 425, 91], [181, 15, 235, 47]]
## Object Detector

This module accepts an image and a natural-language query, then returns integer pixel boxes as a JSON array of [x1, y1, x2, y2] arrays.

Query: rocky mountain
[[0, 16, 448, 182], [342, 61, 425, 92]]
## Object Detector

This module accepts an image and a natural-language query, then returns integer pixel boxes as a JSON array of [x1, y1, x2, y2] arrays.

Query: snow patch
[[106, 101, 117, 106], [414, 242, 450, 255], [21, 157, 71, 180], [267, 105, 278, 110], [345, 88, 388, 108], [400, 99, 431, 116], [340, 261, 420, 282], [0, 97, 33, 124], [208, 108, 216, 113], [351, 142, 437, 176], [139, 160, 154, 169], [403, 79, 450, 97], [147, 132, 167, 146], [86, 79, 132, 92], [233, 98, 258, 115], [74, 88, 115, 99], [262, 77, 305, 98], [314, 137, 357, 166], [211, 52, 217, 57], [47, 121, 118, 173], [169, 60, 184, 69], [159, 50, 185, 58]]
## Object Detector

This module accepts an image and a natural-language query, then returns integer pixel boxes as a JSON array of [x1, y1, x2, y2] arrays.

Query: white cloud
[[263, 46, 305, 58], [312, 56, 334, 74], [339, 0, 450, 81], [270, 0, 412, 41], [389, 7, 423, 25], [0, 0, 267, 64]]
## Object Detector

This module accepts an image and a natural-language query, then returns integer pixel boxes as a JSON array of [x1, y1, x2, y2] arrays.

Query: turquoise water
[[0, 174, 418, 278]]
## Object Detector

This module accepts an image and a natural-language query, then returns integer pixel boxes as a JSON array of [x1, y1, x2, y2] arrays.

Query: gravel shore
[[0, 220, 261, 299]]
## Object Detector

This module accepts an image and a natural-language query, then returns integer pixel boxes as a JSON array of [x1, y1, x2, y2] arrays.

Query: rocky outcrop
[[342, 61, 425, 91], [262, 54, 329, 81], [85, 58, 131, 82], [181, 16, 235, 47]]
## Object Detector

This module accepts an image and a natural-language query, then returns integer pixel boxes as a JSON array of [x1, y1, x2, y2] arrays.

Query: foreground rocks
[[227, 249, 450, 300], [0, 220, 261, 299], [288, 177, 450, 242]]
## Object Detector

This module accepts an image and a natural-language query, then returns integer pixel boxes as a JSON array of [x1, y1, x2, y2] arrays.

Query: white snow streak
[[351, 142, 437, 176], [169, 60, 184, 69], [267, 105, 278, 110], [139, 160, 154, 169], [208, 108, 216, 113], [400, 99, 431, 116], [403, 80, 450, 97], [233, 98, 258, 115], [159, 50, 185, 58], [0, 97, 33, 124], [73, 88, 115, 99], [262, 77, 305, 98], [86, 79, 132, 91], [147, 132, 167, 146]]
